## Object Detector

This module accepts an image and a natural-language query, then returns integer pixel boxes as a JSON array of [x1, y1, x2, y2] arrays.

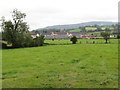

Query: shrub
[[101, 32, 110, 43], [33, 35, 45, 46], [70, 36, 77, 44], [0, 42, 7, 49]]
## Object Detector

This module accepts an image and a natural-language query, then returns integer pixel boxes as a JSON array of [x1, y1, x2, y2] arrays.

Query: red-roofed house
[[88, 35, 95, 39], [81, 36, 87, 38], [80, 33, 87, 38]]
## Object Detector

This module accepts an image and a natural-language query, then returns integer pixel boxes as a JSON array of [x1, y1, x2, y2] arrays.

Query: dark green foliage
[[80, 27, 86, 32], [104, 27, 110, 31], [101, 32, 110, 43], [70, 36, 77, 44], [1, 9, 45, 48], [33, 35, 45, 46], [97, 27, 102, 31], [22, 33, 33, 47], [117, 34, 120, 39], [0, 42, 7, 49], [1, 9, 29, 48]]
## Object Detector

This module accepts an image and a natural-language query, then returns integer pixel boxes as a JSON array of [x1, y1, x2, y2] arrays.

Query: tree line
[[1, 9, 44, 49]]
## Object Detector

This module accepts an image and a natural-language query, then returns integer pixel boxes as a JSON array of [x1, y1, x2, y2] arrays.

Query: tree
[[117, 34, 120, 39], [33, 35, 45, 46], [22, 33, 33, 47], [0, 42, 7, 49], [97, 27, 102, 31], [80, 27, 86, 32], [1, 9, 30, 48], [70, 36, 77, 44], [104, 27, 110, 32], [94, 24, 99, 27], [101, 32, 110, 43]]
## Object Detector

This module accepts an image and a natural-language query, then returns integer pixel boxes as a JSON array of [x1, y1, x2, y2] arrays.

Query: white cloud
[[0, 0, 119, 31]]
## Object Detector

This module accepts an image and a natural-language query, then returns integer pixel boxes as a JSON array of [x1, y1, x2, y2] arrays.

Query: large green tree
[[101, 32, 110, 43], [1, 9, 30, 48]]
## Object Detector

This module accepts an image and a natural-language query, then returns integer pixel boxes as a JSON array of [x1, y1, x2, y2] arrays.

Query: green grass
[[102, 27, 114, 30], [2, 39, 118, 88], [85, 27, 97, 31], [86, 27, 114, 31], [69, 27, 115, 32], [87, 32, 103, 36], [69, 29, 81, 32], [45, 39, 118, 44]]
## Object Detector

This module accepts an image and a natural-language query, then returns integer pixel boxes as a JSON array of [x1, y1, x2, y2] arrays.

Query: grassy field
[[85, 27, 97, 31], [69, 29, 81, 32], [69, 27, 114, 32], [45, 39, 118, 44], [2, 39, 118, 88], [69, 27, 97, 32]]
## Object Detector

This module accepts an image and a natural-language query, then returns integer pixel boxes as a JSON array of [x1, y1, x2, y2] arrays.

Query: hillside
[[36, 21, 117, 31]]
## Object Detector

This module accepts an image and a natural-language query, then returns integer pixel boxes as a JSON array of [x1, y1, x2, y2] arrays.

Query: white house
[[31, 33, 39, 38]]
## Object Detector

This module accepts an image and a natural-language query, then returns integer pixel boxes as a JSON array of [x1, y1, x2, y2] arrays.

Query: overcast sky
[[0, 0, 119, 31]]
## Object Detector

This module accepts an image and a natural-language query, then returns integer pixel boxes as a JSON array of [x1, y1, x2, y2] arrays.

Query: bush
[[70, 36, 77, 44], [117, 35, 120, 39], [22, 34, 33, 47], [33, 35, 45, 46], [0, 42, 7, 49], [101, 32, 110, 43]]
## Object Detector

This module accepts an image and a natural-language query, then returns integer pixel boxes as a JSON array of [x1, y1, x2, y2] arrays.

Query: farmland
[[69, 27, 115, 32], [2, 39, 118, 88], [69, 29, 81, 32]]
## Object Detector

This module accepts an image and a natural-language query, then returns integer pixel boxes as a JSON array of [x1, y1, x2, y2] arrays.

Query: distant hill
[[36, 21, 117, 31]]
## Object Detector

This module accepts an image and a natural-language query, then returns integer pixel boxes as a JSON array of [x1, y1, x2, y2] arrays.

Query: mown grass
[[2, 39, 118, 88]]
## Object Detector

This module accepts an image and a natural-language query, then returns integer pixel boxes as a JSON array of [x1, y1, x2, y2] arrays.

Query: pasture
[[2, 39, 118, 88], [69, 29, 81, 32], [69, 27, 114, 32]]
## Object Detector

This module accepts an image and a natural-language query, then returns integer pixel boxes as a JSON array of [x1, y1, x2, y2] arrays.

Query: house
[[50, 32, 68, 39], [67, 32, 81, 38], [67, 32, 73, 37], [51, 32, 60, 36], [81, 36, 87, 38], [30, 33, 39, 38], [88, 35, 95, 39], [41, 33, 51, 37], [80, 33, 87, 38], [81, 33, 87, 35], [67, 32, 81, 36]]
